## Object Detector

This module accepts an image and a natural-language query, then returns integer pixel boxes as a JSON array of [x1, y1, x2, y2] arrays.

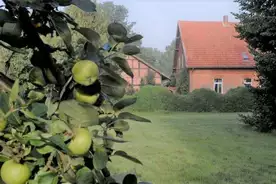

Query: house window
[[242, 52, 249, 61], [243, 78, 252, 87], [214, 78, 223, 94]]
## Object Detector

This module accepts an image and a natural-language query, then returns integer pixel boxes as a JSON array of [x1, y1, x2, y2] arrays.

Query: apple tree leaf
[[72, 0, 96, 12], [118, 112, 151, 123], [113, 151, 142, 165], [58, 100, 99, 127], [27, 90, 45, 101], [32, 171, 59, 184], [45, 98, 59, 117], [0, 92, 20, 125], [101, 65, 128, 86], [122, 45, 140, 55], [9, 78, 19, 105], [125, 34, 143, 44], [48, 134, 70, 154], [37, 145, 55, 155], [112, 120, 130, 132], [75, 27, 100, 47], [107, 23, 127, 42], [113, 97, 137, 111], [50, 12, 73, 55], [111, 56, 133, 78], [99, 75, 127, 99], [76, 167, 95, 184], [93, 147, 108, 170], [31, 103, 48, 117]]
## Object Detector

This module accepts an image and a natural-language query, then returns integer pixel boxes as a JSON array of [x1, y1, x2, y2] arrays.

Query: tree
[[98, 2, 136, 34], [176, 69, 189, 94], [233, 0, 276, 132], [140, 77, 146, 86], [0, 0, 141, 73], [0, 1, 150, 184], [139, 39, 175, 76], [146, 70, 155, 86]]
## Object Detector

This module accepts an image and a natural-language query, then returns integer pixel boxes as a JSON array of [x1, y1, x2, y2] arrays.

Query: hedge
[[221, 87, 254, 112], [124, 86, 254, 112], [125, 86, 175, 112]]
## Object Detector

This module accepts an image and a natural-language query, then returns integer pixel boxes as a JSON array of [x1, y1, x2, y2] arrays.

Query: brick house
[[171, 16, 258, 94], [122, 55, 170, 91]]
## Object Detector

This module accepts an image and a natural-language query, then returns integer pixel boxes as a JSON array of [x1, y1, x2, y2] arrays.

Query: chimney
[[223, 15, 229, 26]]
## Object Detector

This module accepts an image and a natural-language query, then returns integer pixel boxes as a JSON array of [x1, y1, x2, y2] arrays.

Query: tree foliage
[[139, 39, 175, 76], [176, 69, 189, 94], [233, 0, 276, 132], [0, 1, 140, 76], [145, 70, 155, 86], [0, 0, 150, 184]]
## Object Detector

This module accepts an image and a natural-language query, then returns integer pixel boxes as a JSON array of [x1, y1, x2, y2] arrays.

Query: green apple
[[1, 159, 31, 184], [68, 128, 92, 156], [72, 60, 99, 86]]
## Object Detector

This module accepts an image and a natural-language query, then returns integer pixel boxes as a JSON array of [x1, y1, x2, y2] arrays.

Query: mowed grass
[[107, 113, 276, 184]]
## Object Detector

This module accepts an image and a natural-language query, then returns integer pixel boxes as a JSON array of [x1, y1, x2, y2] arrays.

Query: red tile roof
[[178, 20, 255, 68]]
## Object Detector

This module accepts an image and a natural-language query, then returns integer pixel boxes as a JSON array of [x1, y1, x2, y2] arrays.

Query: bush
[[221, 87, 254, 112], [126, 86, 254, 113], [126, 85, 174, 111], [186, 88, 223, 112]]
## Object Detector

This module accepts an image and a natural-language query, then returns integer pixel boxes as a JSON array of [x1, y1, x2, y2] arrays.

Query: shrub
[[127, 86, 254, 113], [126, 85, 174, 111], [221, 87, 254, 112], [186, 88, 223, 112]]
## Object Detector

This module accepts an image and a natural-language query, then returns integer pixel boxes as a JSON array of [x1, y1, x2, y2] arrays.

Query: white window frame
[[213, 78, 223, 94], [242, 52, 249, 61], [243, 78, 252, 86]]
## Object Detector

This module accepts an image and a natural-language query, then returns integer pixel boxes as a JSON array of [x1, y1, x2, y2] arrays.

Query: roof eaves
[[132, 55, 170, 79], [177, 21, 189, 68]]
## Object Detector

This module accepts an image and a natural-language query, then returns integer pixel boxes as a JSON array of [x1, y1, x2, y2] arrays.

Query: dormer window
[[242, 52, 249, 61]]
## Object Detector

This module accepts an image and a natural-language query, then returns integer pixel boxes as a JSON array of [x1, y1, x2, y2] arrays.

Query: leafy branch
[[0, 0, 148, 183]]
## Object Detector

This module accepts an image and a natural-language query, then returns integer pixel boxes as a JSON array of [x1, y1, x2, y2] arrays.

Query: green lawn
[[108, 113, 276, 184]]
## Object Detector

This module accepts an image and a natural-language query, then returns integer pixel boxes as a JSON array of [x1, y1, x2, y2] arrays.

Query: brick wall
[[189, 69, 258, 94]]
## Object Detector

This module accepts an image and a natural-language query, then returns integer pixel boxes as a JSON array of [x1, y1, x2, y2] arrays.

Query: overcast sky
[[0, 0, 241, 51], [100, 0, 240, 51]]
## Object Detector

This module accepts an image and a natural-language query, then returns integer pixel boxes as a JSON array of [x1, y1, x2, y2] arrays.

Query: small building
[[172, 15, 258, 94], [122, 55, 170, 91]]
